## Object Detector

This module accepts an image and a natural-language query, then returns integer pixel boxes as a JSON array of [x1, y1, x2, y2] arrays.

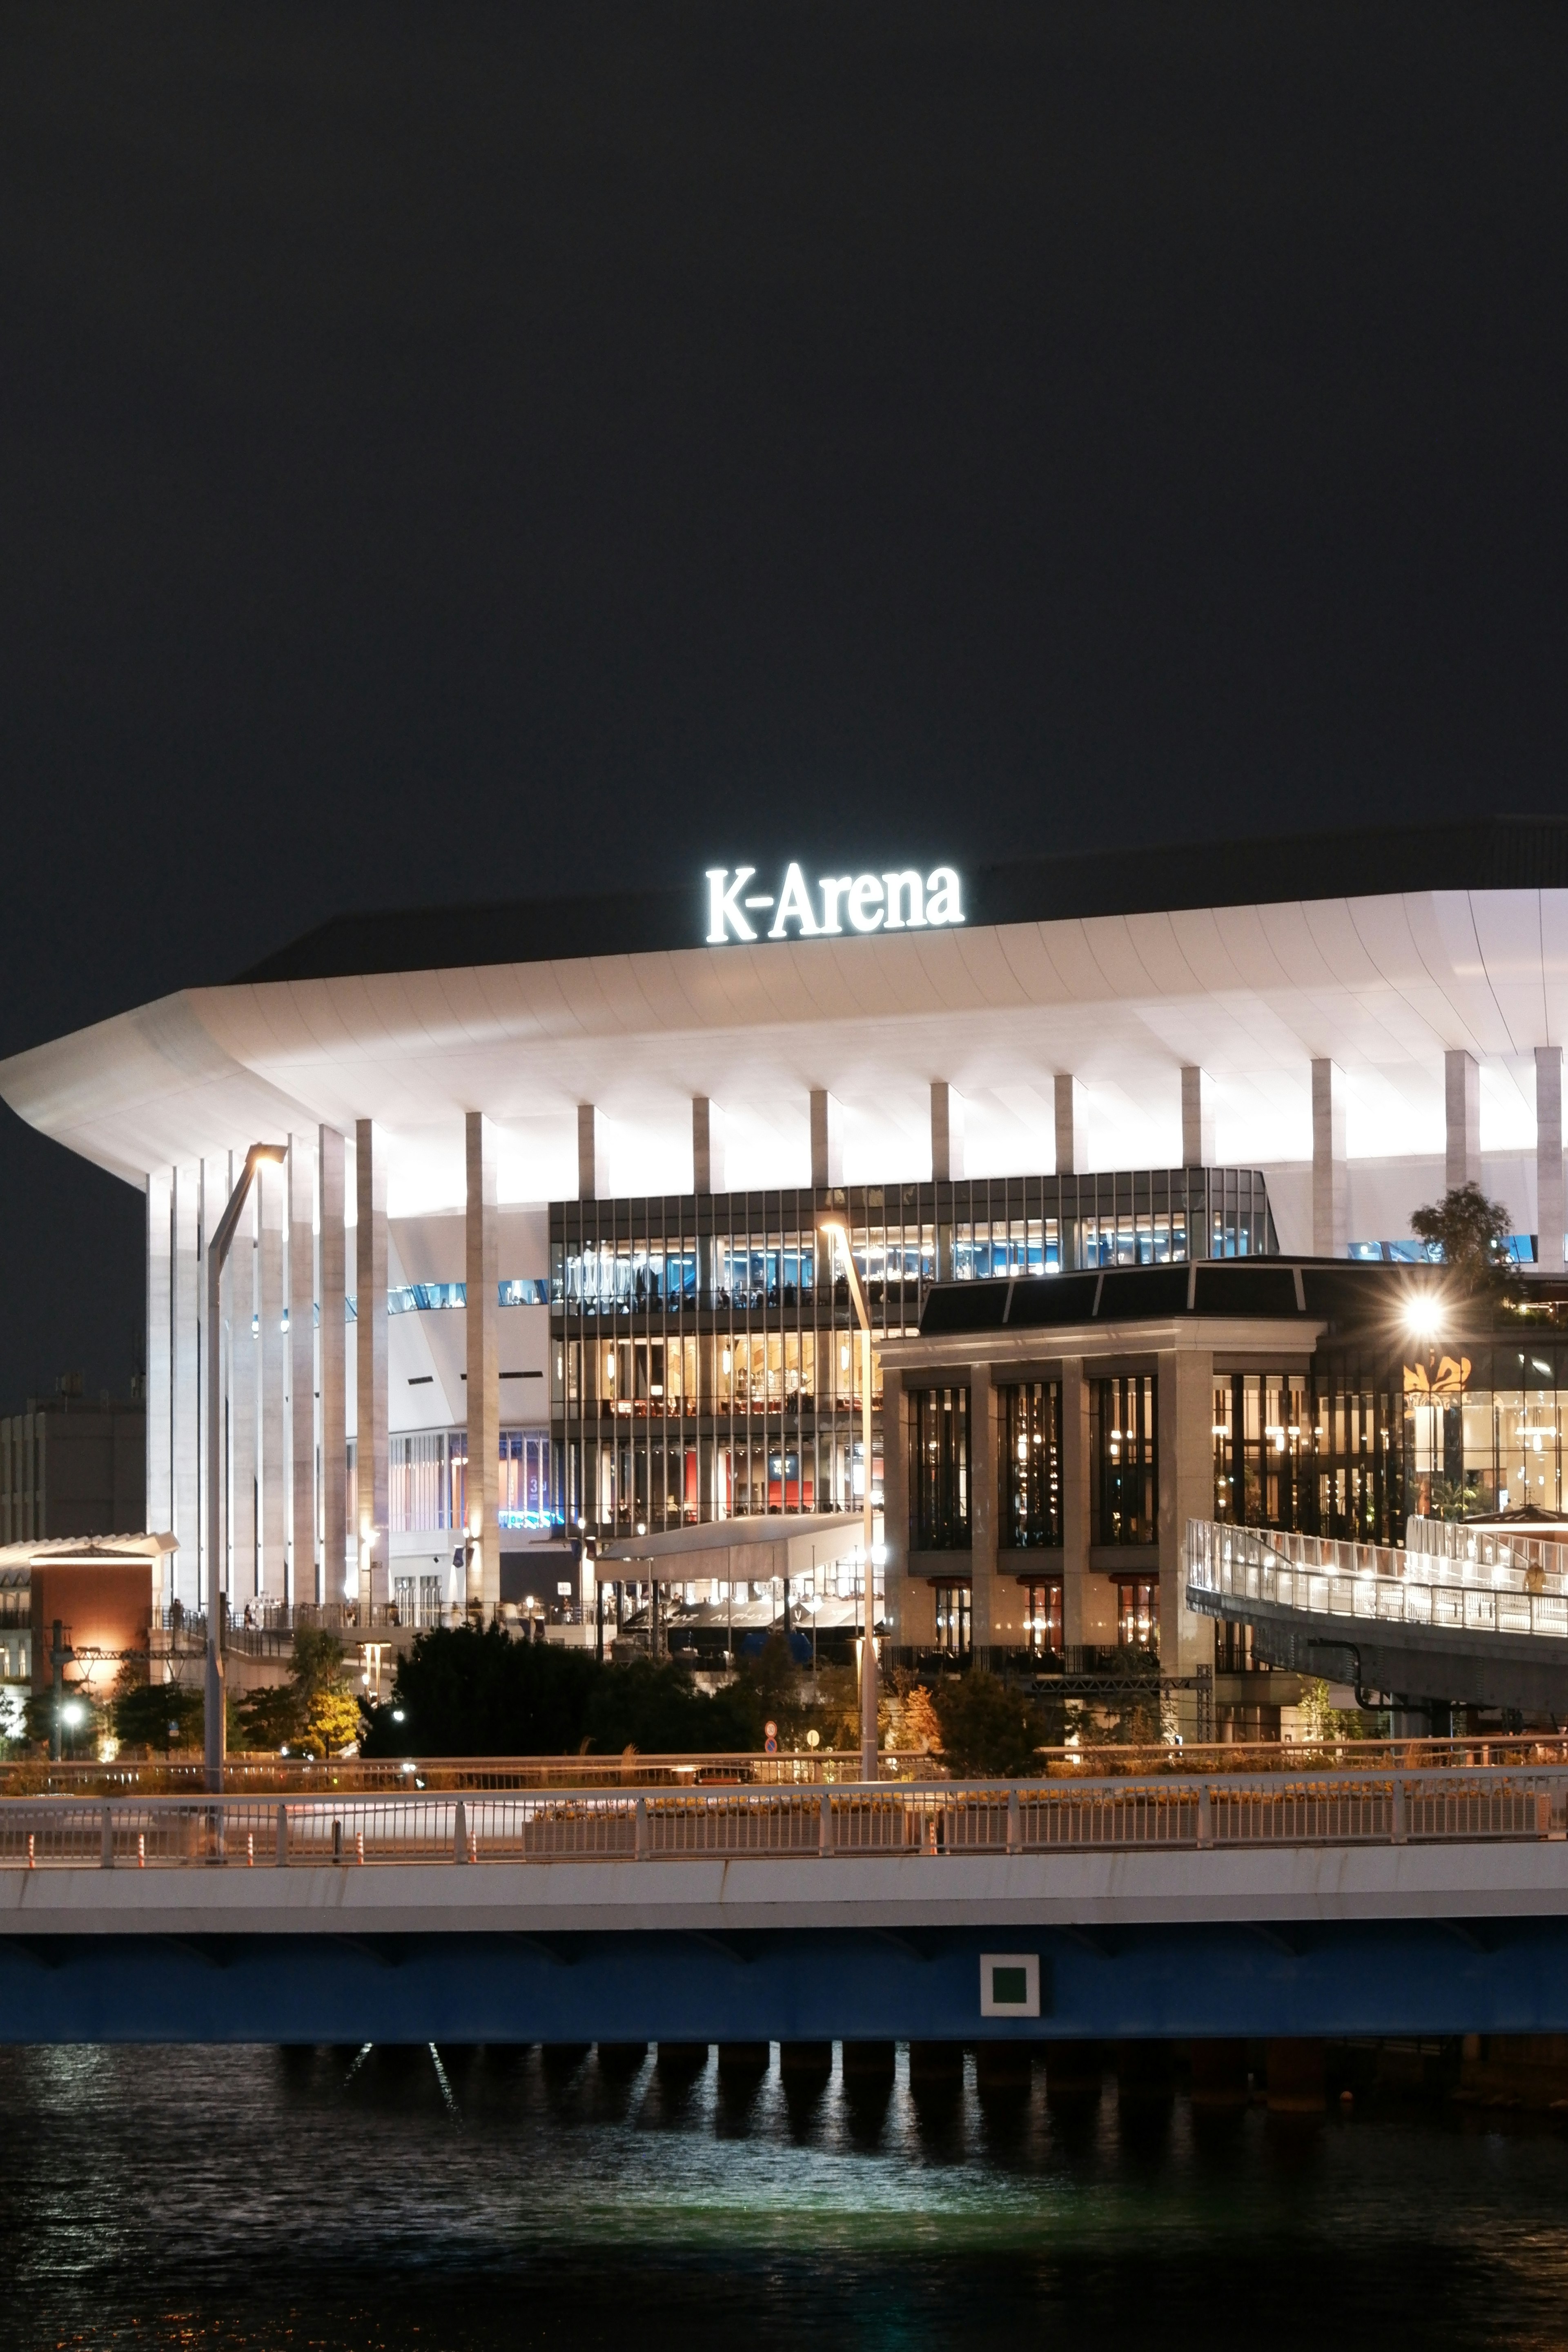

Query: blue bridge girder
[[0, 1773, 1566, 2042]]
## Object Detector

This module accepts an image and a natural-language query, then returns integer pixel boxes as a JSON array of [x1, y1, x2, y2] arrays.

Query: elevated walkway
[[1187, 1517, 1568, 1712]]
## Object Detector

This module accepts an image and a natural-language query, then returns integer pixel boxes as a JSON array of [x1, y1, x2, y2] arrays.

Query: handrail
[[0, 1766, 1563, 1868], [4, 1731, 1568, 1800], [1187, 1517, 1568, 1637]]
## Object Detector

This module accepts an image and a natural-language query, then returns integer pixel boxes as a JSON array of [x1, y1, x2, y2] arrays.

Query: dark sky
[[1, 0, 1566, 1409]]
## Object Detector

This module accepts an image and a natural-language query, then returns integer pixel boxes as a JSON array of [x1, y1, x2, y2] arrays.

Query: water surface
[[0, 2042, 1563, 2349]]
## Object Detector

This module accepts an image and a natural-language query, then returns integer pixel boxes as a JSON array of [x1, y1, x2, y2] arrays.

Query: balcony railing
[[1187, 1519, 1568, 1641], [0, 1765, 1564, 1867]]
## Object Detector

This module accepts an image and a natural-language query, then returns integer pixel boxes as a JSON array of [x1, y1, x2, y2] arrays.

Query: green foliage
[[23, 1687, 106, 1757], [931, 1669, 1047, 1778], [113, 1680, 203, 1755], [1431, 1476, 1482, 1523], [1410, 1183, 1514, 1298], [361, 1623, 780, 1758], [1296, 1675, 1368, 1741], [234, 1628, 361, 1757]]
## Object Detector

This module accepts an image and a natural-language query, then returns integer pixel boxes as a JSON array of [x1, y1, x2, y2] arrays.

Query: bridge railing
[[1187, 1518, 1568, 1639], [6, 1731, 1568, 1802], [0, 1768, 1564, 1868]]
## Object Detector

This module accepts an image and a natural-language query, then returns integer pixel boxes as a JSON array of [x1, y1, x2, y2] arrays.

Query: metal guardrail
[[7, 1733, 1568, 1800], [1188, 1519, 1568, 1639], [0, 1768, 1564, 1869]]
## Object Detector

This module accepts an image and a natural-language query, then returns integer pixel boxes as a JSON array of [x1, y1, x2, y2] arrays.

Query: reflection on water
[[0, 2042, 1565, 2348]]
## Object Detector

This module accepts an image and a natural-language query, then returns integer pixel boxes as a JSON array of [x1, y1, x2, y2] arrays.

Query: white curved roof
[[2, 882, 1563, 1213]]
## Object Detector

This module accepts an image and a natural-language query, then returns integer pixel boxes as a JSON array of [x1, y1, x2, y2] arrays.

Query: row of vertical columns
[[466, 1111, 500, 1616], [288, 1136, 316, 1597], [356, 1120, 388, 1613], [148, 1127, 356, 1614]]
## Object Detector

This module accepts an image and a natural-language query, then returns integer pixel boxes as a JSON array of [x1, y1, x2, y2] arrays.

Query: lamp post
[[205, 1143, 288, 1793], [819, 1216, 878, 1782]]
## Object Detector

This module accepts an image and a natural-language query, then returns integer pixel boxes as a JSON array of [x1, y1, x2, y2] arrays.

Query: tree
[[931, 1670, 1046, 1778], [113, 1679, 203, 1755], [900, 1684, 943, 1756], [234, 1628, 362, 1757], [23, 1687, 105, 1757], [1410, 1183, 1514, 1297]]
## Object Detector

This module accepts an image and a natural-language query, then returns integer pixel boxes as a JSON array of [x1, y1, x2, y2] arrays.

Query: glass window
[[934, 1581, 971, 1657], [1091, 1375, 1157, 1545], [1001, 1381, 1062, 1548], [1022, 1578, 1062, 1655], [1114, 1576, 1158, 1648], [912, 1386, 970, 1549]]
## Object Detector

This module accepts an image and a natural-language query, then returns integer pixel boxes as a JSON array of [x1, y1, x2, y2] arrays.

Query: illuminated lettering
[[704, 864, 964, 944], [707, 866, 758, 943], [925, 866, 962, 925], [882, 870, 924, 929], [768, 862, 820, 938], [847, 875, 884, 932]]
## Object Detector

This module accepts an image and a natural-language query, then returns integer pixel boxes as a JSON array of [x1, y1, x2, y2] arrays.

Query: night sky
[[1, 0, 1566, 1409]]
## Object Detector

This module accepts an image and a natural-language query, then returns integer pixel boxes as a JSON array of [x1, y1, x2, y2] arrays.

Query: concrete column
[[258, 1153, 286, 1603], [466, 1111, 501, 1619], [880, 1369, 907, 1642], [1054, 1075, 1086, 1175], [1538, 1047, 1564, 1272], [930, 1082, 965, 1183], [577, 1104, 602, 1200], [1157, 1346, 1214, 1699], [200, 1155, 230, 1613], [318, 1127, 347, 1603], [693, 1097, 725, 1194], [1446, 1049, 1481, 1191], [1180, 1067, 1214, 1165], [287, 1134, 316, 1604], [810, 1089, 843, 1187], [1060, 1356, 1093, 1647], [146, 1173, 172, 1538], [355, 1120, 389, 1613], [1311, 1059, 1347, 1258], [229, 1182, 258, 1604], [969, 1363, 998, 1657], [171, 1164, 201, 1610]]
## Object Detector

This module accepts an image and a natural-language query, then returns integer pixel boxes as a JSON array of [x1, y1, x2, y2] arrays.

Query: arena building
[[4, 815, 1568, 1711]]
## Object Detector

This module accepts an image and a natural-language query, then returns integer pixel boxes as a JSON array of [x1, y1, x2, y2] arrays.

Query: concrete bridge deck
[[0, 1772, 1566, 2047]]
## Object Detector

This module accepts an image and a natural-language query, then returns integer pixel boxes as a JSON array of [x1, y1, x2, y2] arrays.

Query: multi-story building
[[1, 816, 1566, 1703]]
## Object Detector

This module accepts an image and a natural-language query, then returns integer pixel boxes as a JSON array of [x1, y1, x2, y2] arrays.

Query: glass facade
[[1091, 1375, 1158, 1544], [1211, 1369, 1404, 1544], [1020, 1576, 1064, 1654], [389, 1428, 554, 1534], [912, 1385, 970, 1549], [551, 1172, 1274, 1536], [1114, 1575, 1158, 1647], [933, 1581, 971, 1657], [1001, 1380, 1062, 1548], [1403, 1339, 1568, 1519]]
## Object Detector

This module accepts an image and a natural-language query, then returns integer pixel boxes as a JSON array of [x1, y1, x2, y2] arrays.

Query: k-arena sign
[[706, 863, 964, 944]]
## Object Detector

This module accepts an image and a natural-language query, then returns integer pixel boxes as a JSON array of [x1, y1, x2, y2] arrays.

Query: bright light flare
[[1405, 1295, 1444, 1345]]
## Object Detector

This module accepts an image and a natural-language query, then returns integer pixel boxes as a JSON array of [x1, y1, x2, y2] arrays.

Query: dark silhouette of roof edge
[[233, 815, 1568, 986]]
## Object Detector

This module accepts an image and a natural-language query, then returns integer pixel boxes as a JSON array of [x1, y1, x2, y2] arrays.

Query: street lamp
[[819, 1215, 878, 1783], [205, 1143, 288, 1792]]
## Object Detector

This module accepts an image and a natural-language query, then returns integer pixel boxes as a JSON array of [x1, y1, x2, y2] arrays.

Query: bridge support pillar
[[1266, 2037, 1326, 2113]]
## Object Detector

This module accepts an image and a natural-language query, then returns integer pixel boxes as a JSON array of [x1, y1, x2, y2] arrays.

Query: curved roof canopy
[[4, 817, 1567, 1205]]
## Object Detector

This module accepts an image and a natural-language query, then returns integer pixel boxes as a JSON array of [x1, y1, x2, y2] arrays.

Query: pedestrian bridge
[[1187, 1515, 1568, 1712], [3, 1767, 1568, 2047]]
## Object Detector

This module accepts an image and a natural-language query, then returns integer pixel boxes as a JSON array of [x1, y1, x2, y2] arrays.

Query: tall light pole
[[819, 1216, 878, 1782], [205, 1143, 288, 1793]]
